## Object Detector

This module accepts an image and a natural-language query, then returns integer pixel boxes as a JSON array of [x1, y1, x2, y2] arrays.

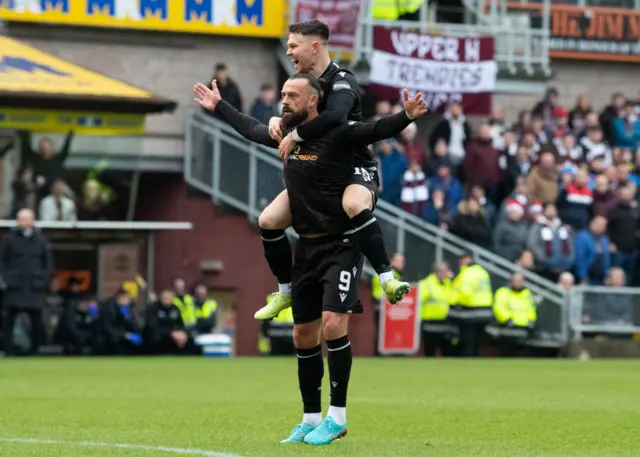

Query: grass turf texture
[[0, 357, 638, 456]]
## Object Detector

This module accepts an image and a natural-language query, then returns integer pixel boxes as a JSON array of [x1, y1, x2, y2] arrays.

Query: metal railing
[[568, 286, 640, 340], [183, 111, 567, 347]]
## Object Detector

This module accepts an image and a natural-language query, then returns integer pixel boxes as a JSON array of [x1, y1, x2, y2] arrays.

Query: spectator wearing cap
[[421, 188, 455, 229], [580, 126, 611, 167], [527, 149, 559, 205], [451, 198, 491, 247], [428, 157, 463, 209], [378, 139, 409, 207], [461, 124, 501, 203], [612, 101, 640, 149], [599, 92, 626, 145], [574, 216, 613, 285], [551, 107, 570, 139], [568, 93, 592, 137], [250, 83, 278, 126], [527, 203, 575, 282], [401, 161, 429, 217], [493, 200, 529, 262], [429, 101, 472, 166], [557, 168, 593, 231], [532, 87, 558, 135], [607, 183, 638, 283], [399, 123, 426, 167], [423, 138, 451, 177]]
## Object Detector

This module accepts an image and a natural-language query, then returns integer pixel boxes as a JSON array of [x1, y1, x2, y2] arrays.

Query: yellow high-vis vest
[[173, 294, 196, 327], [450, 264, 493, 320], [418, 273, 454, 321], [493, 287, 537, 327]]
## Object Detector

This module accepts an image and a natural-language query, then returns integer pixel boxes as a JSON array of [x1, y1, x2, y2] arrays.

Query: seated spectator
[[607, 183, 638, 283], [429, 101, 471, 166], [250, 84, 278, 125], [592, 174, 618, 216], [423, 139, 451, 177], [469, 185, 497, 227], [527, 203, 575, 282], [193, 283, 218, 335], [580, 126, 611, 166], [461, 125, 501, 202], [554, 133, 583, 170], [378, 140, 408, 207], [64, 296, 100, 355], [401, 161, 429, 216], [39, 179, 77, 222], [421, 188, 455, 230], [10, 166, 38, 218], [557, 168, 593, 230], [101, 289, 143, 355], [574, 216, 612, 285], [568, 93, 592, 137], [527, 149, 559, 205], [145, 289, 192, 355], [428, 158, 463, 209], [558, 271, 575, 292], [612, 101, 640, 149], [451, 198, 491, 247], [399, 123, 426, 167], [493, 201, 529, 262]]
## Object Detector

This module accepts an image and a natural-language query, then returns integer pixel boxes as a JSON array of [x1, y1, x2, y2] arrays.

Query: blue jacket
[[574, 229, 611, 281], [250, 100, 278, 126], [429, 175, 464, 209], [379, 148, 408, 206], [612, 118, 640, 149]]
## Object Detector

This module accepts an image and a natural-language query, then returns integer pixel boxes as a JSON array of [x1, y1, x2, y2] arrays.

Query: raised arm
[[194, 81, 278, 148], [291, 70, 358, 142], [215, 100, 278, 148]]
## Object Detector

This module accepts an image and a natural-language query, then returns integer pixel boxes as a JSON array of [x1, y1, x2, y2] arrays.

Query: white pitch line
[[0, 437, 245, 457]]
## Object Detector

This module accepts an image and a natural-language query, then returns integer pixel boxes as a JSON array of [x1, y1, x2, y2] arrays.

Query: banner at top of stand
[[0, 0, 286, 38], [0, 37, 175, 114]]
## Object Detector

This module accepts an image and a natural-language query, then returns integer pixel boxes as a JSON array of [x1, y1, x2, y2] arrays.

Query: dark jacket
[[493, 219, 529, 262], [205, 79, 243, 120], [144, 302, 185, 343], [101, 299, 142, 344], [607, 200, 638, 253], [0, 227, 52, 309], [18, 131, 73, 197], [452, 213, 491, 247], [556, 184, 593, 231], [66, 305, 100, 345]]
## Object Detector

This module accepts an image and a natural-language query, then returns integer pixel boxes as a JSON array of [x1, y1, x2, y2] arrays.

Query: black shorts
[[291, 235, 364, 324], [348, 167, 379, 205]]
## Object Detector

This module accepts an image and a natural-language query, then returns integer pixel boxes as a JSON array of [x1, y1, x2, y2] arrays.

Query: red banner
[[293, 0, 362, 49], [367, 27, 497, 115], [378, 284, 421, 355]]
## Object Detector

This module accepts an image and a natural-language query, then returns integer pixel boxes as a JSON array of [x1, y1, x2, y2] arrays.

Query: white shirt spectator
[[39, 195, 77, 221]]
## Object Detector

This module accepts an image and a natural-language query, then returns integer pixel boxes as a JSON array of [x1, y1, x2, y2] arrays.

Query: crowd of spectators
[[372, 88, 640, 288]]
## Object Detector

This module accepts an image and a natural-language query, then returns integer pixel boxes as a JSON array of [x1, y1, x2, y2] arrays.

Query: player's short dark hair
[[288, 20, 330, 42], [288, 73, 323, 99]]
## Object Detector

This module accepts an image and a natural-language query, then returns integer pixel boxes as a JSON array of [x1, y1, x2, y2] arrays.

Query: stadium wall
[[136, 175, 377, 356]]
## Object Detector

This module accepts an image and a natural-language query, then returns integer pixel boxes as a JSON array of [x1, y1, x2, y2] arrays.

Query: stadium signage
[[368, 28, 497, 115], [0, 0, 285, 38], [378, 285, 421, 355], [506, 3, 640, 63], [294, 0, 361, 49]]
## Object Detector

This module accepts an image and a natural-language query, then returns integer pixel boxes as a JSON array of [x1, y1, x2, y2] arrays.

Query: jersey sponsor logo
[[290, 145, 317, 161], [332, 82, 351, 91]]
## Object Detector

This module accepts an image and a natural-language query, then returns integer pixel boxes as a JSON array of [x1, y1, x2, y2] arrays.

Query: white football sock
[[379, 271, 394, 285], [303, 413, 322, 426], [278, 282, 292, 294], [327, 406, 346, 425]]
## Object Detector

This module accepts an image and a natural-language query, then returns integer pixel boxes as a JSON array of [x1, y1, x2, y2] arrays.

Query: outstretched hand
[[402, 89, 428, 119], [193, 80, 221, 111]]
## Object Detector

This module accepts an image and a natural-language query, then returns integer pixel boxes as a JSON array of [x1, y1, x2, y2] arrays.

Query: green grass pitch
[[0, 357, 638, 456]]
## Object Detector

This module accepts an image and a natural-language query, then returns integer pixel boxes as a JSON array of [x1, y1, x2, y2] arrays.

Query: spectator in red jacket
[[461, 124, 501, 203], [557, 168, 593, 230]]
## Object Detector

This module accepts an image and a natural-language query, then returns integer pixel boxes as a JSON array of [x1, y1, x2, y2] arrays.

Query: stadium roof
[[0, 37, 176, 114]]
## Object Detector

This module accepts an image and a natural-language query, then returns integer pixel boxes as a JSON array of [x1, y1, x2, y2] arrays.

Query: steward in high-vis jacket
[[261, 293, 295, 355], [418, 262, 457, 357], [172, 277, 196, 329], [193, 283, 218, 334], [450, 252, 493, 357], [486, 272, 536, 356]]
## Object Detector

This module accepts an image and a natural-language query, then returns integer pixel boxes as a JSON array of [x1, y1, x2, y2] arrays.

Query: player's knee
[[322, 312, 348, 341], [293, 322, 321, 348], [342, 189, 372, 218]]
